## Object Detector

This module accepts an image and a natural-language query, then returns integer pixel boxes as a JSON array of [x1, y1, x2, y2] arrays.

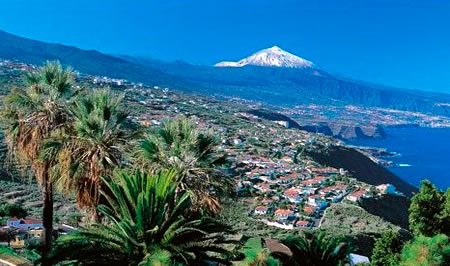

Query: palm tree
[[47, 169, 234, 265], [41, 89, 136, 220], [135, 118, 230, 215], [1, 61, 74, 257], [272, 231, 353, 266]]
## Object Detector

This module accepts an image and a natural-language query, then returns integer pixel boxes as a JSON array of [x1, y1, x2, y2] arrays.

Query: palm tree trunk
[[42, 170, 53, 265]]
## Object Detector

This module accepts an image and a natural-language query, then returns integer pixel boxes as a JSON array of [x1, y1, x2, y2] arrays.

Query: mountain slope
[[307, 145, 418, 197], [0, 30, 191, 89], [132, 56, 450, 116]]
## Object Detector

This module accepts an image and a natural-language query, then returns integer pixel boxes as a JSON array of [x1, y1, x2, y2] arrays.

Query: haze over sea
[[348, 127, 450, 191]]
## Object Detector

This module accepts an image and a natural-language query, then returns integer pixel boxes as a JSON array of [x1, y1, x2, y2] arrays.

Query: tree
[[371, 231, 405, 266], [409, 180, 444, 236], [41, 89, 136, 220], [47, 169, 233, 265], [1, 61, 74, 258], [438, 188, 450, 235], [0, 227, 18, 247], [135, 118, 230, 215], [272, 231, 354, 266], [0, 203, 28, 218], [399, 234, 450, 266]]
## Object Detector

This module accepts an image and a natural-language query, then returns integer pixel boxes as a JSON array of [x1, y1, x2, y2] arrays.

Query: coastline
[[347, 126, 450, 191]]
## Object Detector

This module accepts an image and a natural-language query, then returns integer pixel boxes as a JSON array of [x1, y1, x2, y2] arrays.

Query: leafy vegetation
[[136, 118, 230, 215], [47, 169, 233, 265], [0, 202, 28, 218], [370, 231, 405, 266], [42, 88, 137, 220], [409, 180, 449, 236], [272, 231, 354, 266], [399, 234, 450, 266]]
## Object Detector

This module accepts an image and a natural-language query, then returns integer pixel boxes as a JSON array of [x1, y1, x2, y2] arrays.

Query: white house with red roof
[[347, 189, 368, 202], [274, 209, 294, 220], [284, 189, 302, 203], [296, 220, 313, 228], [255, 206, 269, 215]]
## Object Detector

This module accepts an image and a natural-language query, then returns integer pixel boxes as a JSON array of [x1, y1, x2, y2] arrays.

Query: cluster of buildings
[[0, 217, 75, 249], [0, 217, 44, 248], [225, 124, 400, 230]]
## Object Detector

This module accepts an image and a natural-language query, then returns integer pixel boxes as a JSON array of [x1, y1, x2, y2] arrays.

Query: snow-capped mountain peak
[[215, 46, 314, 68]]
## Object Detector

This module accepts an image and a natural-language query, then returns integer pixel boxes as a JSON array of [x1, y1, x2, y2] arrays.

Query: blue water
[[347, 127, 450, 191]]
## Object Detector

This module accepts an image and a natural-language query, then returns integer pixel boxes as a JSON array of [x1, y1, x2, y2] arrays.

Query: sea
[[347, 127, 450, 191]]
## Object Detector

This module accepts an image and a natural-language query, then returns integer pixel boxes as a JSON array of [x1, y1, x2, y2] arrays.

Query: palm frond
[[48, 169, 234, 265]]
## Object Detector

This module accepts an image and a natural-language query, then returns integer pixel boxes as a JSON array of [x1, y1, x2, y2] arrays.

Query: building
[[27, 228, 44, 240], [255, 206, 269, 215], [284, 189, 302, 203], [6, 218, 43, 230], [347, 189, 367, 202], [376, 183, 397, 194], [303, 205, 317, 215], [274, 209, 294, 220], [296, 220, 312, 228]]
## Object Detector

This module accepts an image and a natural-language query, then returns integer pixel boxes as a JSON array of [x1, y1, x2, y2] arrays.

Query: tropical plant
[[371, 231, 405, 266], [409, 180, 444, 236], [135, 118, 230, 215], [399, 234, 450, 266], [41, 89, 136, 219], [47, 169, 234, 265], [1, 61, 74, 256], [272, 231, 354, 266]]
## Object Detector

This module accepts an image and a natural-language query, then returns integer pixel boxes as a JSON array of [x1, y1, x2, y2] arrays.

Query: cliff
[[302, 123, 386, 140], [307, 145, 418, 197], [247, 109, 386, 140]]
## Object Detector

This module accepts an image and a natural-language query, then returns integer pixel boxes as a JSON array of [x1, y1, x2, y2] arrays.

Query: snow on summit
[[215, 46, 314, 68]]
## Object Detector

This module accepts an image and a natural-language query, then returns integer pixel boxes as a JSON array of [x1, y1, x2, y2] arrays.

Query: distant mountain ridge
[[0, 30, 191, 89], [1, 30, 450, 117]]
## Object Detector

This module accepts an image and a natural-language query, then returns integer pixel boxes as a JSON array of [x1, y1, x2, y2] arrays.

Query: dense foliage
[[409, 180, 449, 236], [399, 234, 450, 266], [370, 231, 405, 266], [272, 231, 354, 266], [0, 202, 28, 218], [47, 169, 233, 265], [136, 118, 230, 215], [42, 88, 136, 218]]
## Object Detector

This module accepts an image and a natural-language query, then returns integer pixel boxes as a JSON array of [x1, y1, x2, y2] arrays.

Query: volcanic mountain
[[215, 46, 314, 68]]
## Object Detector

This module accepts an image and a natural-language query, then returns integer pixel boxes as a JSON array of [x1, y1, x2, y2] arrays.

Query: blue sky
[[1, 0, 450, 93]]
